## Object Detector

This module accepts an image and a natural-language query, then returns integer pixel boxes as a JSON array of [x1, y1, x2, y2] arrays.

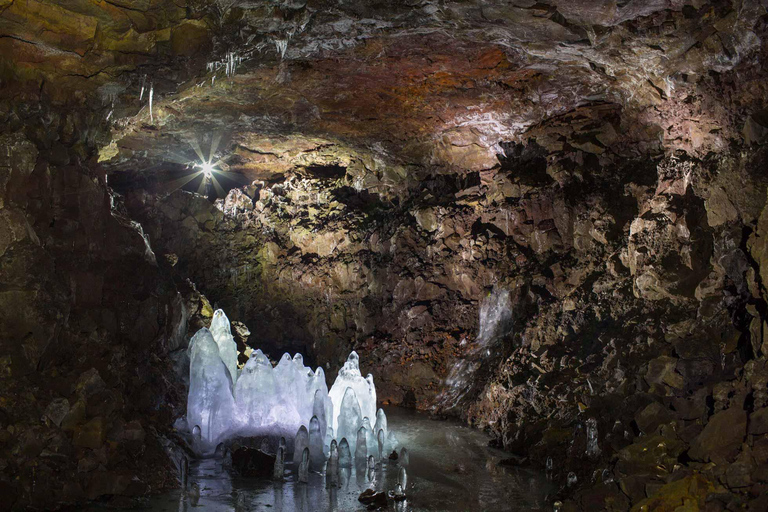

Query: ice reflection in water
[[92, 407, 552, 512]]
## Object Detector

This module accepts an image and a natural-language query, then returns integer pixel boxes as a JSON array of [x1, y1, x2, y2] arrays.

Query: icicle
[[586, 417, 600, 458], [148, 83, 154, 124], [275, 39, 288, 60]]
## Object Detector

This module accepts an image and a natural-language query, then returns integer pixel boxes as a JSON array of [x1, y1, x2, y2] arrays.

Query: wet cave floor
[[88, 408, 553, 512]]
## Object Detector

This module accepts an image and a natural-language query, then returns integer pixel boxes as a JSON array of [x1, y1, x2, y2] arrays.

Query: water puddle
[[86, 408, 552, 512]]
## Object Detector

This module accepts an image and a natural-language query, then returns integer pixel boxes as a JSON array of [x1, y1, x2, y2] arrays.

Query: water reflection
[[87, 407, 553, 512]]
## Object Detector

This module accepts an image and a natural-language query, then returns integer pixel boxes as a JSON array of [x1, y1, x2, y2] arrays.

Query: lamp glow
[[200, 162, 215, 179]]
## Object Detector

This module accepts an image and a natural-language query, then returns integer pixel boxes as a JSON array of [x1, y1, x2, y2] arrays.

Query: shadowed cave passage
[[2, 0, 768, 511]]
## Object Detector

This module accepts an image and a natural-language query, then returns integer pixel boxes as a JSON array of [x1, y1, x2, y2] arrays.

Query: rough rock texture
[[0, 108, 192, 509], [3, 0, 768, 510]]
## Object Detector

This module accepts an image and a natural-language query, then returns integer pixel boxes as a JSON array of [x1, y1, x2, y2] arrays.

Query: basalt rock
[[3, 0, 768, 510]]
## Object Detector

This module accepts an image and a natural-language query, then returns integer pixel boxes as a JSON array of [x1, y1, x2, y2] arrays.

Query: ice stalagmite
[[272, 354, 303, 428], [209, 309, 239, 385], [328, 352, 376, 433], [293, 425, 309, 467], [377, 429, 384, 460], [234, 350, 278, 429], [273, 437, 286, 480], [312, 390, 327, 442], [308, 416, 325, 470], [338, 438, 352, 468], [355, 426, 367, 462], [181, 310, 399, 460], [398, 467, 408, 491], [399, 447, 409, 467], [374, 409, 388, 439], [327, 440, 340, 488], [324, 428, 334, 459], [298, 448, 309, 483], [586, 417, 600, 458], [362, 417, 375, 457], [336, 387, 362, 455], [187, 328, 236, 444]]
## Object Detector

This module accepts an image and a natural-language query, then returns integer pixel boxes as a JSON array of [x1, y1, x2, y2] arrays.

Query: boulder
[[688, 407, 747, 464], [634, 402, 675, 435]]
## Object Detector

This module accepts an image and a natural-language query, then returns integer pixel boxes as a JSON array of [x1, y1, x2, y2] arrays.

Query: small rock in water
[[388, 483, 406, 501], [567, 472, 578, 487], [358, 488, 388, 508], [388, 450, 398, 460]]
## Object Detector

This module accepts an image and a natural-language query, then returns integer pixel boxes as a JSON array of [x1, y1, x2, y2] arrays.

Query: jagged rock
[[751, 408, 768, 436], [634, 402, 675, 435], [688, 407, 747, 464]]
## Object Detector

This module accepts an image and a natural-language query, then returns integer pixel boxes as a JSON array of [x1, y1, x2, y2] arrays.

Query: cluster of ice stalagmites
[[183, 309, 398, 469]]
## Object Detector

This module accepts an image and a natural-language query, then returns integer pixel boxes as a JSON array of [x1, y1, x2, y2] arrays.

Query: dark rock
[[635, 402, 675, 435], [359, 488, 388, 508], [749, 407, 768, 435], [688, 407, 747, 464], [231, 447, 276, 477]]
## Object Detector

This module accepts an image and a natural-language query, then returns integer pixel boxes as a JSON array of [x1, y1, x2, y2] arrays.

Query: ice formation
[[209, 309, 239, 385], [182, 309, 399, 469], [327, 440, 339, 488], [328, 351, 376, 433], [297, 448, 309, 483], [338, 438, 352, 468], [436, 286, 513, 411], [355, 427, 367, 462], [293, 425, 309, 467], [272, 437, 285, 480]]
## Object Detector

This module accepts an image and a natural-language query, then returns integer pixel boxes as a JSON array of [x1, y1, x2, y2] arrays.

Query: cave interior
[[3, 0, 768, 510]]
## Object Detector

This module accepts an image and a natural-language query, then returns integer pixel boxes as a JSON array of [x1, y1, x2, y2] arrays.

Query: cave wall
[[0, 105, 190, 509], [119, 67, 768, 509]]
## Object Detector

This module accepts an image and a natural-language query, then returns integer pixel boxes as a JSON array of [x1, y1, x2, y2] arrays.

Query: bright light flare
[[200, 161, 215, 179]]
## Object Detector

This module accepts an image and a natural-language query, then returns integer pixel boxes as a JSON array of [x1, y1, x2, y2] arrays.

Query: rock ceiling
[[3, 0, 766, 182]]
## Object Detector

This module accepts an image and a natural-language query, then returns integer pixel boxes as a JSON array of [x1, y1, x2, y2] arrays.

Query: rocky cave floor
[[4, 0, 768, 510]]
